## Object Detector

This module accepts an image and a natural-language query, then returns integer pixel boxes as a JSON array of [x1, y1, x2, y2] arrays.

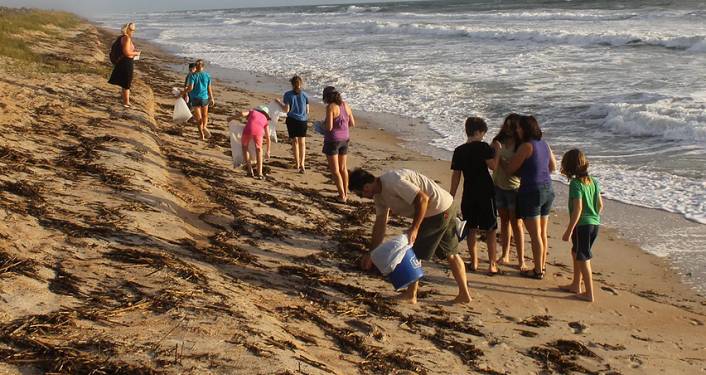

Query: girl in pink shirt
[[231, 105, 271, 179]]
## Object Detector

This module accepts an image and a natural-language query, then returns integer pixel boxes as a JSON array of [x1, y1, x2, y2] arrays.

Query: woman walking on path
[[108, 22, 140, 108], [277, 76, 310, 173], [505, 115, 556, 279], [492, 114, 527, 271], [183, 59, 214, 140], [322, 86, 355, 202]]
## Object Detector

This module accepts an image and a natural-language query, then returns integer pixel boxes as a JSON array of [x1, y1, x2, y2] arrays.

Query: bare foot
[[497, 257, 511, 266], [559, 284, 581, 293], [452, 294, 472, 304], [575, 292, 594, 302], [518, 263, 530, 272], [392, 294, 417, 305]]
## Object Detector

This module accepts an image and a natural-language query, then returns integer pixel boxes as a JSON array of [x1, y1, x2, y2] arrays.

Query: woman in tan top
[[491, 114, 527, 271]]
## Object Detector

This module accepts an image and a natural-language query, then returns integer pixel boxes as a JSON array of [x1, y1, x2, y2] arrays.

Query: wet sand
[[0, 12, 704, 374]]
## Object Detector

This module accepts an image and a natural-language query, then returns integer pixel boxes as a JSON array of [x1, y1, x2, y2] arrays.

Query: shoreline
[[149, 37, 706, 296], [0, 11, 703, 374]]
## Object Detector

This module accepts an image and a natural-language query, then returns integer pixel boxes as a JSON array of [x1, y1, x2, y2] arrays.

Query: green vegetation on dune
[[0, 8, 107, 75]]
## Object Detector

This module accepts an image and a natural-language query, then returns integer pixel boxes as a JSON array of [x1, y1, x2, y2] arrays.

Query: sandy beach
[[0, 10, 704, 374]]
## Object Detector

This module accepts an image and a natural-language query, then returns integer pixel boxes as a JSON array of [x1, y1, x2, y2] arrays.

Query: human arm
[[562, 197, 583, 241], [264, 126, 271, 160], [225, 111, 249, 122], [361, 209, 390, 270], [486, 141, 499, 171], [407, 191, 429, 246], [208, 81, 214, 106], [347, 103, 355, 128], [548, 145, 557, 173], [450, 170, 462, 198], [325, 104, 335, 132], [505, 142, 532, 175], [275, 98, 287, 110]]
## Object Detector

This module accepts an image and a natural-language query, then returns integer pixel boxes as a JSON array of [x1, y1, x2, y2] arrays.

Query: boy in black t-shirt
[[450, 117, 500, 275]]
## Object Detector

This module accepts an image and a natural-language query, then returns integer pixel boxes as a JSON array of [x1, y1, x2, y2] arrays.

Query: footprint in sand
[[601, 286, 619, 295]]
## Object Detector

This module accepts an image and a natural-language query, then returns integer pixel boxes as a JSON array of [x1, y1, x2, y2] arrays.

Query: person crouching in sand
[[228, 106, 271, 179], [350, 168, 472, 304], [560, 149, 603, 302]]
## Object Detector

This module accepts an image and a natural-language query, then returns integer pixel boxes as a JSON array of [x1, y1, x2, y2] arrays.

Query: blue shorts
[[191, 97, 209, 107], [516, 184, 554, 219], [572, 224, 599, 261], [495, 187, 518, 211]]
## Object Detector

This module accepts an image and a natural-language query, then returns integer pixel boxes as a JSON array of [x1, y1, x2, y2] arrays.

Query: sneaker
[[454, 217, 467, 241]]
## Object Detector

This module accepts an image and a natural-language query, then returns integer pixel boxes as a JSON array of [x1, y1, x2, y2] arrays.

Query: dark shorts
[[286, 117, 308, 138], [461, 197, 497, 231], [571, 224, 599, 261], [323, 140, 349, 156], [191, 97, 209, 107], [495, 187, 518, 211], [516, 184, 554, 219], [413, 204, 460, 261]]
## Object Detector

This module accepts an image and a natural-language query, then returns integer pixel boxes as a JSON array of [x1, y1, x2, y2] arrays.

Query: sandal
[[522, 269, 544, 280]]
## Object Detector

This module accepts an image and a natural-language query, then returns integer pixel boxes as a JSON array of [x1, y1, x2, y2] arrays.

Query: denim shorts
[[516, 184, 555, 219], [191, 97, 209, 107], [322, 140, 349, 156], [494, 187, 518, 211]]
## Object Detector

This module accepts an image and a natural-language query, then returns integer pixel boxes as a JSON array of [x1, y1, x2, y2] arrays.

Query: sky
[[0, 0, 404, 17]]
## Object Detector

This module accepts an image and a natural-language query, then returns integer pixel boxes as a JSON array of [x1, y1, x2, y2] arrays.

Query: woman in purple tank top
[[322, 86, 356, 202], [506, 115, 557, 279]]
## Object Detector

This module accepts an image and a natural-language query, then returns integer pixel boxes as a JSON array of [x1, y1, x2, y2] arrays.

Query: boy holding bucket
[[349, 168, 472, 305]]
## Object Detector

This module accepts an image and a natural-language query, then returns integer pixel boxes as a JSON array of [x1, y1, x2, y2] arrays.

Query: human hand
[[209, 98, 215, 107], [359, 254, 373, 271], [562, 230, 571, 242], [407, 228, 418, 246]]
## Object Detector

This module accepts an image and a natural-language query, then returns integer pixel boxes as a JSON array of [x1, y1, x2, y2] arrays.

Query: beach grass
[[0, 8, 104, 75]]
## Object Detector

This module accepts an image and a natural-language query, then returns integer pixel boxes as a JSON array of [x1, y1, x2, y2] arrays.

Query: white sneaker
[[454, 217, 467, 241]]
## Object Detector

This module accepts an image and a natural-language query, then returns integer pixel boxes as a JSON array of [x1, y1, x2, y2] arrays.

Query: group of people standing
[[108, 24, 601, 305], [351, 115, 603, 304]]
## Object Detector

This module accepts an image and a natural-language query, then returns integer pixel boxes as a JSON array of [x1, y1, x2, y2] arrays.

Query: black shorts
[[323, 140, 349, 156], [461, 197, 497, 231], [571, 224, 599, 261], [286, 117, 308, 138]]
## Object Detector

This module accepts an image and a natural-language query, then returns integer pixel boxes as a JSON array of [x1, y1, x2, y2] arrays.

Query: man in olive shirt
[[349, 168, 472, 304]]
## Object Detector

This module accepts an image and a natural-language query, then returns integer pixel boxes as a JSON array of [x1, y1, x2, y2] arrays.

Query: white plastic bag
[[172, 97, 192, 123], [229, 120, 257, 167], [266, 100, 284, 143], [171, 87, 182, 97], [370, 234, 410, 276]]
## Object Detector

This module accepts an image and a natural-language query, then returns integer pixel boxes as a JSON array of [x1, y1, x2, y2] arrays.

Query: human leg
[[523, 217, 543, 276], [560, 250, 582, 293], [291, 139, 300, 169], [395, 281, 419, 304], [448, 254, 472, 304], [577, 260, 594, 302], [298, 137, 306, 172], [326, 154, 345, 200], [339, 153, 349, 199], [201, 105, 210, 138], [486, 227, 498, 273], [255, 147, 263, 178], [511, 216, 527, 271], [497, 207, 511, 264], [242, 143, 253, 176], [466, 229, 478, 271], [195, 107, 205, 139], [540, 215, 550, 272], [122, 88, 130, 107]]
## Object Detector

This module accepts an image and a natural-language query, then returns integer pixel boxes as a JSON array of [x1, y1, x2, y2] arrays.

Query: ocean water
[[97, 0, 706, 291]]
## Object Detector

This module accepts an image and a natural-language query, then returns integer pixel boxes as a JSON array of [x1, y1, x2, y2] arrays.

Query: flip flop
[[521, 269, 544, 280]]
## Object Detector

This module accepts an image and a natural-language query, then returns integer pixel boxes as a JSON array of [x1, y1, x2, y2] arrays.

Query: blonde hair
[[121, 23, 135, 36]]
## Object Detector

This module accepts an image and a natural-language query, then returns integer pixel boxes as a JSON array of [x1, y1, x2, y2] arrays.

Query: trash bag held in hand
[[172, 97, 192, 123], [370, 234, 410, 276]]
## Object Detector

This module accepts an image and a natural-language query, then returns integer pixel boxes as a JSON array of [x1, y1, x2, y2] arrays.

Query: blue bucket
[[387, 248, 424, 290]]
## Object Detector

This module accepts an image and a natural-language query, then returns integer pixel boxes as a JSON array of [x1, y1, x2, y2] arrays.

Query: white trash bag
[[172, 97, 192, 124], [370, 234, 410, 276], [228, 120, 257, 167], [266, 100, 284, 143], [171, 87, 182, 97]]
